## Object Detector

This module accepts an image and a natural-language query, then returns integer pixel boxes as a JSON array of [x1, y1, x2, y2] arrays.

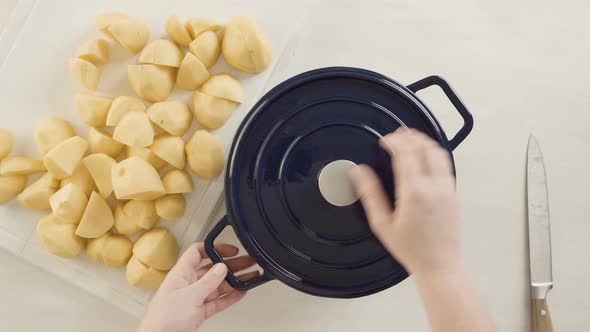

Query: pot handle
[[407, 76, 473, 150], [204, 216, 273, 291]]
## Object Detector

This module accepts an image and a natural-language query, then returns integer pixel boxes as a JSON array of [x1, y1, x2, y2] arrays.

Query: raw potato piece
[[43, 136, 88, 179], [185, 18, 222, 39], [76, 192, 113, 238], [200, 74, 243, 103], [113, 111, 154, 147], [87, 128, 123, 157], [108, 17, 150, 54], [192, 91, 238, 129], [106, 96, 145, 126], [150, 134, 186, 169], [125, 146, 166, 169], [95, 12, 129, 39], [75, 39, 110, 64], [222, 16, 272, 73], [162, 169, 193, 194], [133, 228, 178, 270], [60, 164, 96, 197], [111, 157, 165, 200], [176, 52, 210, 91], [17, 173, 60, 210], [49, 183, 88, 224], [35, 118, 76, 156], [147, 101, 193, 136], [37, 214, 86, 258], [139, 40, 183, 68], [126, 255, 167, 289], [189, 31, 220, 69], [0, 128, 13, 160], [0, 175, 27, 203], [70, 58, 101, 91], [0, 156, 45, 175], [86, 233, 108, 263], [102, 234, 133, 268], [114, 205, 142, 235], [128, 65, 176, 102], [185, 130, 224, 179], [165, 15, 192, 47], [82, 154, 116, 198], [123, 200, 159, 229], [76, 94, 113, 128], [155, 194, 186, 221]]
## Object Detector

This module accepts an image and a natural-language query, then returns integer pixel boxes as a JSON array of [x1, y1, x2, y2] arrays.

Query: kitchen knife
[[527, 135, 553, 332]]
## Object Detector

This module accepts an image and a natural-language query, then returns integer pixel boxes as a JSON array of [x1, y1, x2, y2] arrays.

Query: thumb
[[186, 263, 228, 304]]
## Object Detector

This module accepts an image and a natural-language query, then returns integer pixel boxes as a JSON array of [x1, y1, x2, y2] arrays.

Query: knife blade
[[527, 135, 553, 332]]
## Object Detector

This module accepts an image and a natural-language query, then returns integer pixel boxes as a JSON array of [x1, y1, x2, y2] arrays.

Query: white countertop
[[2, 0, 590, 331]]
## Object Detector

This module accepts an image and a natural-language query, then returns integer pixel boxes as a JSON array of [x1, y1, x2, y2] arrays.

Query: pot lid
[[226, 67, 450, 297]]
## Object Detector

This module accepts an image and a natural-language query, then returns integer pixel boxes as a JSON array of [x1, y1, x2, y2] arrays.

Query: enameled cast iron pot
[[205, 67, 473, 298]]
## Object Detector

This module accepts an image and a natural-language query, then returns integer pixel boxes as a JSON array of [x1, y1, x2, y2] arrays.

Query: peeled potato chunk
[[60, 164, 96, 197], [86, 233, 108, 264], [112, 157, 165, 200], [106, 96, 145, 126], [95, 12, 129, 39], [0, 128, 13, 160], [176, 52, 210, 91], [123, 200, 159, 229], [200, 74, 243, 103], [133, 228, 178, 270], [76, 192, 114, 238], [192, 91, 238, 129], [76, 39, 109, 64], [127, 255, 167, 289], [189, 31, 220, 69], [87, 128, 123, 158], [155, 194, 186, 221], [82, 154, 116, 199], [128, 64, 176, 103], [114, 204, 142, 235], [35, 118, 76, 156], [18, 173, 59, 210], [125, 146, 166, 169], [162, 169, 193, 194], [185, 130, 224, 179], [165, 15, 192, 47], [222, 16, 272, 73], [37, 214, 86, 258], [150, 134, 186, 169], [108, 17, 150, 54], [76, 94, 113, 128], [0, 156, 45, 176], [70, 58, 101, 91], [49, 183, 88, 224], [139, 39, 183, 68], [185, 18, 222, 39], [0, 175, 27, 204], [102, 234, 133, 268], [113, 111, 154, 148], [43, 136, 88, 180], [147, 101, 192, 137]]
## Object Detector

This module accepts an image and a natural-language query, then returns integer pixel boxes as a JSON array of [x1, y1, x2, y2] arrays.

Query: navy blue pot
[[205, 67, 473, 298]]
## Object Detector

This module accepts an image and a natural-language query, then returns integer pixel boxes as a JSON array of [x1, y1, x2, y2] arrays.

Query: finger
[[187, 263, 229, 304], [196, 242, 240, 260], [424, 146, 454, 178], [199, 255, 256, 276], [160, 243, 203, 290], [380, 131, 424, 180], [350, 165, 393, 230], [204, 291, 247, 320], [210, 271, 261, 301]]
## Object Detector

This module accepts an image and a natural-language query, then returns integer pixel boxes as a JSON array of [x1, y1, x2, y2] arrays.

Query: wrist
[[411, 259, 466, 283]]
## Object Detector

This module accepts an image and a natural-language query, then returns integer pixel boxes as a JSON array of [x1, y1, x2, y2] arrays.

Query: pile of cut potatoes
[[0, 12, 271, 290]]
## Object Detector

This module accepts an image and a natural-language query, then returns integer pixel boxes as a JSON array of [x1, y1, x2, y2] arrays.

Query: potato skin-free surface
[[128, 64, 176, 103], [162, 169, 193, 194], [185, 130, 224, 179], [0, 175, 27, 204], [192, 91, 238, 130], [49, 183, 88, 224], [147, 101, 192, 137], [155, 194, 186, 220], [200, 74, 243, 103], [165, 15, 192, 47], [43, 136, 89, 180], [76, 94, 113, 128], [37, 214, 86, 258], [132, 228, 178, 271], [75, 192, 114, 238], [126, 255, 167, 289], [17, 172, 60, 210], [34, 118, 76, 156], [0, 128, 13, 160], [111, 157, 165, 200], [222, 16, 272, 73], [0, 156, 45, 176]]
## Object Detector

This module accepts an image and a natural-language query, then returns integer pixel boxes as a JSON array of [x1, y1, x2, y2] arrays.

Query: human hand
[[138, 242, 259, 332], [350, 128, 461, 277]]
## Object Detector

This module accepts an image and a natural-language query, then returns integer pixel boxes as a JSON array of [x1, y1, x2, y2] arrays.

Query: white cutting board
[[0, 0, 301, 318]]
